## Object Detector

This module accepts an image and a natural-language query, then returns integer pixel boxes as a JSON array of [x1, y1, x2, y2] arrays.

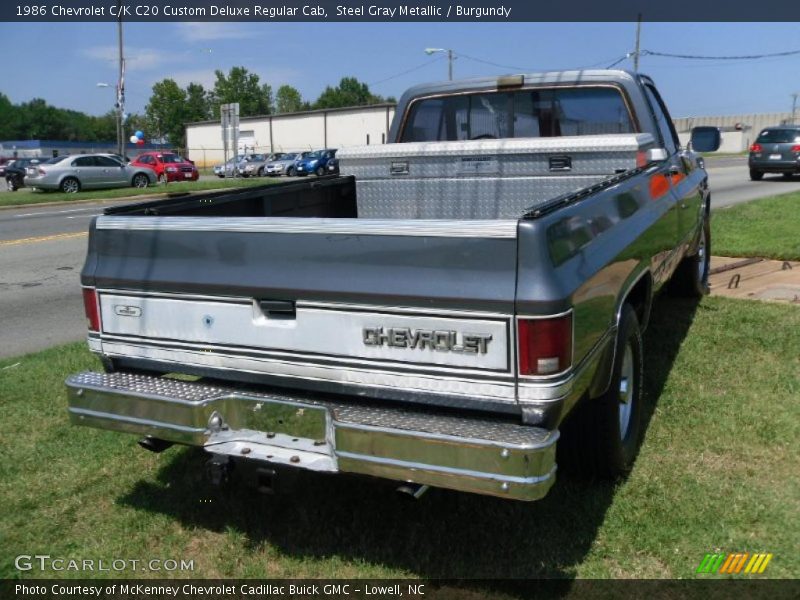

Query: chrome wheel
[[618, 343, 634, 440], [133, 174, 149, 188], [696, 227, 708, 284]]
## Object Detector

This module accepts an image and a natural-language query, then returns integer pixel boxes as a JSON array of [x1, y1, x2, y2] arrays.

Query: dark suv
[[749, 126, 800, 180]]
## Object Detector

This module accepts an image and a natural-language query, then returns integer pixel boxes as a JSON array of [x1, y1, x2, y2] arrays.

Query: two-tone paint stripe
[[696, 552, 773, 574]]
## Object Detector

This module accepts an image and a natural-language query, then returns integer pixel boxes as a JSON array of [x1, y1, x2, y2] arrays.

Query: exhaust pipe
[[396, 483, 430, 500], [137, 436, 174, 453]]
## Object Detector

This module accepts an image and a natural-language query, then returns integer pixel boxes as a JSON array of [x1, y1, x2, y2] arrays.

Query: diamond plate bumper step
[[66, 371, 558, 501]]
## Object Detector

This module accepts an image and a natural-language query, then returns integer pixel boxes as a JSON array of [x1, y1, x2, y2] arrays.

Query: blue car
[[294, 148, 337, 176]]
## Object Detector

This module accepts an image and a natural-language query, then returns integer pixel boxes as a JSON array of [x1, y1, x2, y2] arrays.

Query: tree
[[145, 79, 187, 148], [275, 85, 304, 114], [0, 93, 16, 139], [209, 67, 274, 117], [313, 77, 386, 109], [185, 83, 210, 123]]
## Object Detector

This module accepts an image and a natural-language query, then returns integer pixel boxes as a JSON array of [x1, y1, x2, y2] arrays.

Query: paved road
[[0, 201, 121, 359], [1, 160, 799, 359], [704, 157, 800, 208]]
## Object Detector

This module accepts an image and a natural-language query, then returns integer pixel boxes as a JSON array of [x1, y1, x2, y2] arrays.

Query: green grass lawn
[[1, 296, 797, 580], [713, 192, 800, 261], [0, 177, 280, 208]]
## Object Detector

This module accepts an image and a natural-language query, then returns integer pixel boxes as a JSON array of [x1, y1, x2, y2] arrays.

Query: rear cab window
[[400, 86, 635, 142]]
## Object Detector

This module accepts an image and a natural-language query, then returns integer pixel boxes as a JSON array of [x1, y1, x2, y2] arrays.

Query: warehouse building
[[185, 103, 396, 167]]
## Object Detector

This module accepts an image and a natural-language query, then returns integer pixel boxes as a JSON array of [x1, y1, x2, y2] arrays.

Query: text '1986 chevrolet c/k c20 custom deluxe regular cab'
[[65, 70, 720, 501]]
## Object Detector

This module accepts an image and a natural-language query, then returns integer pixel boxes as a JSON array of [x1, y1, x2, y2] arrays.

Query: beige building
[[186, 105, 798, 167], [186, 103, 396, 167]]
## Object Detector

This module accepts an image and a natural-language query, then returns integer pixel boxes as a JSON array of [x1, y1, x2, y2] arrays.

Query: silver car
[[213, 155, 244, 178], [240, 153, 272, 177], [265, 152, 309, 177], [24, 154, 157, 193]]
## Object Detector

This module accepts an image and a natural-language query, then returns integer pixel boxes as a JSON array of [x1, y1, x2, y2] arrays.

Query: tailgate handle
[[548, 155, 572, 172], [259, 300, 296, 319]]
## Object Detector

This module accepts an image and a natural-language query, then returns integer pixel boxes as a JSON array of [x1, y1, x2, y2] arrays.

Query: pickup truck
[[66, 70, 719, 501]]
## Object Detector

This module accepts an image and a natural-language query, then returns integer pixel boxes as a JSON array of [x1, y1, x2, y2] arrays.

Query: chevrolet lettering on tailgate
[[362, 327, 493, 354]]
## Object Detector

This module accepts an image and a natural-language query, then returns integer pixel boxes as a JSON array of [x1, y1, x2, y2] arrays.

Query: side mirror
[[690, 126, 721, 153]]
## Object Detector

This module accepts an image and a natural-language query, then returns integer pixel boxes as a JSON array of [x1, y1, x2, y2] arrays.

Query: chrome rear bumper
[[65, 371, 558, 501]]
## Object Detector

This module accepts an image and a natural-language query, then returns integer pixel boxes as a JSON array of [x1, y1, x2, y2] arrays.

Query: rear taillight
[[791, 145, 800, 153], [517, 313, 573, 376], [82, 288, 101, 332], [750, 143, 762, 153]]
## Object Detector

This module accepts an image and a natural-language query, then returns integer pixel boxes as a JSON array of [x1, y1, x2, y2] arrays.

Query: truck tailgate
[[84, 216, 520, 410]]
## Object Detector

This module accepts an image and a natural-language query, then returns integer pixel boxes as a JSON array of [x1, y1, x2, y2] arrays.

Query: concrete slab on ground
[[709, 256, 800, 304]]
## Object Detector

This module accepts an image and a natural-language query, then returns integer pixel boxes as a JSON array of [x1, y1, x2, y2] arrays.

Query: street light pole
[[792, 93, 798, 125], [116, 0, 125, 157], [424, 47, 454, 81]]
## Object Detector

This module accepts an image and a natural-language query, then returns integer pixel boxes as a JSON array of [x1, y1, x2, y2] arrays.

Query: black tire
[[217, 174, 225, 178], [749, 169, 763, 181], [286, 167, 295, 177], [132, 173, 149, 189], [60, 177, 80, 194], [563, 304, 645, 478], [315, 166, 325, 176], [670, 211, 710, 297], [257, 167, 264, 177]]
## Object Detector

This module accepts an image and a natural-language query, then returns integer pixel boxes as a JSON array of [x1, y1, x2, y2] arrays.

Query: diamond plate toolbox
[[339, 134, 655, 220]]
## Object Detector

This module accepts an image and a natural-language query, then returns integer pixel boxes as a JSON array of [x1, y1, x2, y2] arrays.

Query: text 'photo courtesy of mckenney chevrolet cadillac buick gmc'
[[65, 70, 720, 502]]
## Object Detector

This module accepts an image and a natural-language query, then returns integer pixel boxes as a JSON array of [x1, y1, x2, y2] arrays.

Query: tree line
[[0, 67, 395, 149]]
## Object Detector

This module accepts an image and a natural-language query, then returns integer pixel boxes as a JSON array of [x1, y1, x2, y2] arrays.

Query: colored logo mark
[[696, 552, 773, 574]]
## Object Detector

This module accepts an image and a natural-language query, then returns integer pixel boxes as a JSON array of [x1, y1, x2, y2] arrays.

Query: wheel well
[[622, 272, 652, 331]]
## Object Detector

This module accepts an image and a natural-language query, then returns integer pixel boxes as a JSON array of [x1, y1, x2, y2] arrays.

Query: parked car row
[[3, 151, 198, 193], [212, 149, 338, 178], [22, 154, 158, 192]]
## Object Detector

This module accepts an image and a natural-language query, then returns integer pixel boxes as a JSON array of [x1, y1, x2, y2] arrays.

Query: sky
[[1, 21, 800, 119]]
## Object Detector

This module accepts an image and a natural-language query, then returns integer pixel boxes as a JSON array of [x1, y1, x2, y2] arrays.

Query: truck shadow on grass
[[119, 295, 700, 581]]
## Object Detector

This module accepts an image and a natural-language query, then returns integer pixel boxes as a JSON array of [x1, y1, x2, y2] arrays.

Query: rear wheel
[[749, 169, 764, 181], [257, 167, 264, 177], [132, 173, 149, 188], [566, 304, 645, 477], [286, 167, 295, 177], [670, 211, 710, 297], [60, 177, 80, 194]]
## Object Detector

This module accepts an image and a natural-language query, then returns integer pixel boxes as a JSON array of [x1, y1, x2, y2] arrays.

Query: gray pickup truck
[[66, 70, 719, 501]]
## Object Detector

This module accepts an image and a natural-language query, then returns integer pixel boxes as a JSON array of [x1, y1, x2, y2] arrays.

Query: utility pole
[[792, 93, 798, 125], [448, 49, 453, 81], [633, 14, 642, 72], [424, 48, 454, 81], [116, 0, 125, 157]]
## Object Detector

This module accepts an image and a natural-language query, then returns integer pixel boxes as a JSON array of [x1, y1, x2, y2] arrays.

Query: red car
[[130, 152, 199, 183]]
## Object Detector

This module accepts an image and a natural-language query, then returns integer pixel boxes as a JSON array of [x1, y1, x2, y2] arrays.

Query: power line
[[606, 54, 631, 69], [643, 48, 800, 60], [369, 56, 445, 86], [457, 52, 530, 72]]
